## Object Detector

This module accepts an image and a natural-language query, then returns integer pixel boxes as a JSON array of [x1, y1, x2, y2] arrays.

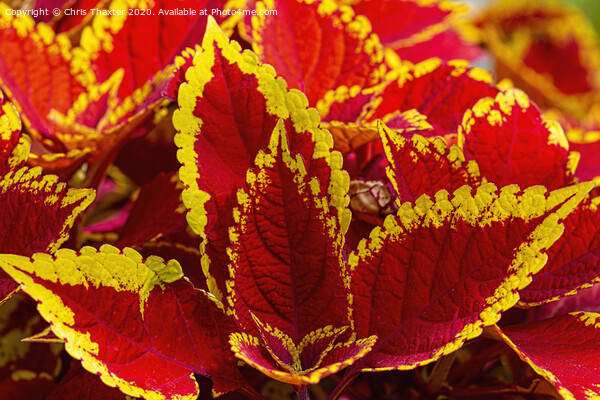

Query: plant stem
[[238, 385, 268, 400], [298, 386, 310, 400], [426, 352, 456, 394], [327, 370, 359, 400]]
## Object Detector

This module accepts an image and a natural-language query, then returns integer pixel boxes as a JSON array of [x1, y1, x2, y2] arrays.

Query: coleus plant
[[1, 0, 600, 399]]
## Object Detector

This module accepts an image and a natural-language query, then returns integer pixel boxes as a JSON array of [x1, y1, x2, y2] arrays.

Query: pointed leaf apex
[[203, 15, 229, 49]]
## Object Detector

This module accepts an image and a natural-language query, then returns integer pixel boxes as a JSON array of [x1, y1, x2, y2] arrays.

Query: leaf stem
[[327, 370, 359, 400], [238, 385, 269, 400], [426, 352, 456, 394], [297, 386, 310, 400]]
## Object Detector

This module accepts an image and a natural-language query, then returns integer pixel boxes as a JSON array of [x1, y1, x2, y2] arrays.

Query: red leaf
[[0, 95, 29, 177], [367, 59, 498, 135], [460, 89, 575, 190], [520, 202, 600, 306], [228, 120, 351, 342], [0, 166, 94, 303], [0, 6, 92, 140], [229, 323, 375, 386], [568, 133, 600, 183], [493, 312, 600, 399], [349, 182, 592, 370], [113, 109, 181, 186], [325, 109, 432, 156], [473, 0, 600, 117], [0, 246, 244, 399], [243, 0, 386, 106], [350, 0, 473, 59], [379, 121, 481, 204], [135, 233, 207, 293], [317, 85, 379, 123], [0, 167, 95, 256], [174, 18, 344, 300], [52, 0, 106, 33], [80, 0, 232, 99], [116, 172, 187, 248], [46, 362, 127, 400], [0, 293, 63, 400], [393, 29, 484, 63]]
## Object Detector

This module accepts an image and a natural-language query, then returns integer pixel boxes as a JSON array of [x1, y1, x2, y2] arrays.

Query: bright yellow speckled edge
[[322, 121, 380, 155], [317, 0, 469, 49], [78, 0, 241, 64], [78, 0, 137, 59], [0, 245, 197, 400], [459, 89, 571, 154], [0, 4, 95, 140], [389, 58, 493, 88], [378, 120, 482, 207], [249, 315, 352, 377], [248, 0, 386, 89], [49, 69, 124, 143], [316, 84, 384, 122], [0, 166, 95, 253], [349, 180, 593, 372], [173, 17, 351, 299], [323, 108, 433, 155], [486, 313, 600, 400], [230, 327, 376, 386], [51, 63, 172, 152], [517, 200, 600, 307], [371, 58, 494, 124], [226, 119, 352, 329], [0, 98, 30, 171]]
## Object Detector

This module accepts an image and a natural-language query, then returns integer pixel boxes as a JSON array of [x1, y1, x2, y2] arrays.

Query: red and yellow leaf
[[367, 59, 498, 135], [0, 167, 95, 256], [0, 94, 29, 177], [229, 323, 375, 386], [135, 234, 208, 293], [79, 0, 234, 99], [115, 172, 187, 248], [472, 0, 600, 118], [227, 120, 351, 342], [348, 0, 466, 49], [317, 85, 379, 123], [243, 0, 386, 106], [519, 202, 600, 306], [36, 68, 173, 182], [393, 28, 484, 64], [45, 362, 127, 400], [326, 109, 431, 155], [0, 5, 93, 141], [51, 0, 107, 34], [0, 293, 63, 400], [491, 312, 600, 400], [23, 324, 64, 344], [173, 17, 345, 300], [459, 89, 575, 190], [568, 129, 600, 184], [0, 166, 94, 303], [349, 181, 592, 371], [379, 121, 481, 204], [0, 245, 244, 400]]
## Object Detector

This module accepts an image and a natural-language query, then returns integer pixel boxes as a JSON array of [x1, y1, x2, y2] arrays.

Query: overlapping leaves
[[2, 0, 600, 399], [0, 97, 95, 304]]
